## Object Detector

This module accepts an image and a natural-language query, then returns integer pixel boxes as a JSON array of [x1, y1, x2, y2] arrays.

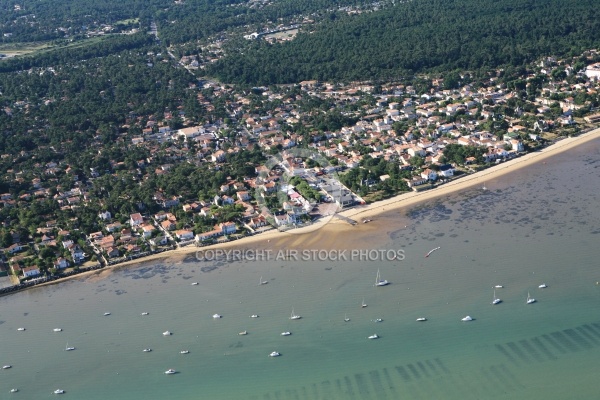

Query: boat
[[3, 365, 11, 369], [374, 318, 383, 322], [361, 298, 367, 308], [53, 328, 62, 332], [482, 182, 487, 191], [180, 350, 190, 354], [344, 314, 350, 322], [362, 219, 372, 223], [191, 282, 198, 286], [103, 312, 111, 316], [425, 247, 441, 258], [374, 269, 389, 286], [10, 389, 18, 393], [65, 343, 75, 351], [269, 351, 281, 357], [164, 369, 177, 375], [238, 331, 248, 335], [259, 276, 268, 285], [416, 317, 427, 322], [281, 331, 291, 336], [213, 314, 222, 319], [526, 292, 536, 304], [141, 312, 149, 316], [289, 309, 301, 320], [368, 334, 379, 339], [163, 331, 172, 336], [461, 316, 473, 322], [539, 283, 548, 288], [492, 289, 502, 305], [16, 328, 25, 331], [143, 348, 152, 352], [53, 389, 65, 394], [494, 285, 504, 288], [250, 315, 259, 318]]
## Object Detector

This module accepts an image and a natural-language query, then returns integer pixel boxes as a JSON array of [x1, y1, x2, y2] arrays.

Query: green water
[[0, 139, 599, 399]]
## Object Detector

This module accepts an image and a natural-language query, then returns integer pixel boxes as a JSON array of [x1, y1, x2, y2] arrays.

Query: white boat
[[368, 334, 379, 339], [10, 389, 18, 393], [191, 282, 198, 286], [492, 289, 502, 305], [289, 309, 301, 320], [143, 348, 152, 352], [164, 369, 177, 375], [65, 343, 75, 351], [3, 365, 11, 369], [539, 283, 548, 288], [494, 285, 504, 288], [416, 317, 427, 322], [374, 318, 383, 322], [527, 292, 536, 304], [374, 269, 389, 286], [281, 331, 291, 336], [259, 276, 268, 285], [269, 351, 281, 357], [141, 312, 149, 316], [54, 389, 65, 394], [16, 328, 25, 331], [361, 298, 367, 308], [53, 328, 62, 332], [180, 350, 190, 354], [213, 314, 222, 319], [238, 331, 248, 336], [344, 314, 350, 322], [250, 315, 259, 318], [461, 316, 473, 322], [104, 312, 111, 316], [163, 331, 172, 336]]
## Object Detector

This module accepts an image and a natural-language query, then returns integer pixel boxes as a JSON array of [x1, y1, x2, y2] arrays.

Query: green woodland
[[207, 0, 600, 84]]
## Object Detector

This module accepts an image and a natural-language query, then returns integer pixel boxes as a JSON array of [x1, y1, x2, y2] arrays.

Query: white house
[[219, 222, 236, 235], [175, 230, 194, 241], [130, 213, 144, 227], [421, 169, 438, 181], [22, 266, 40, 278], [438, 164, 455, 178]]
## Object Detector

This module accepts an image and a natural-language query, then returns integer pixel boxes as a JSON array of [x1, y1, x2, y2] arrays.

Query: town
[[1, 45, 600, 289]]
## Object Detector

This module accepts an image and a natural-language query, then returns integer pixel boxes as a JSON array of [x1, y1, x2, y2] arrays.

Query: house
[[237, 191, 251, 201], [438, 164, 455, 178], [249, 215, 268, 229], [54, 257, 69, 270], [6, 243, 23, 254], [149, 236, 168, 246], [174, 230, 194, 241], [106, 247, 120, 258], [22, 266, 40, 278], [421, 169, 438, 181], [274, 213, 293, 226], [195, 229, 222, 242], [221, 195, 234, 205], [98, 211, 112, 221], [130, 213, 144, 227], [404, 176, 428, 188], [219, 222, 236, 235], [161, 220, 176, 231], [140, 224, 156, 238]]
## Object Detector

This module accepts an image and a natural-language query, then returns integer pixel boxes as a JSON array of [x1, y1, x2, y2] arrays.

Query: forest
[[206, 0, 600, 84]]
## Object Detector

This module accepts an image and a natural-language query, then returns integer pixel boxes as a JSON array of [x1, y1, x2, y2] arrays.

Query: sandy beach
[[36, 127, 600, 286]]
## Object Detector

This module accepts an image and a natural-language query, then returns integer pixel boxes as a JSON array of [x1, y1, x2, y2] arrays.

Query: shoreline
[[25, 127, 600, 289]]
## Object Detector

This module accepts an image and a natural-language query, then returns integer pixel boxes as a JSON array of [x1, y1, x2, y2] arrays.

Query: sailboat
[[289, 309, 301, 320], [361, 298, 367, 308], [259, 276, 268, 285], [344, 313, 350, 322], [526, 292, 536, 304], [492, 288, 501, 305], [65, 343, 75, 351], [482, 182, 487, 191], [374, 269, 389, 286]]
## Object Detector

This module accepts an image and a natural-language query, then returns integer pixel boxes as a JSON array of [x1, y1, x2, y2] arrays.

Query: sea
[[1, 138, 599, 399]]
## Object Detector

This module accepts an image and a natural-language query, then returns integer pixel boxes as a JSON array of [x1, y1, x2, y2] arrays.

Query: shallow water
[[0, 138, 599, 399]]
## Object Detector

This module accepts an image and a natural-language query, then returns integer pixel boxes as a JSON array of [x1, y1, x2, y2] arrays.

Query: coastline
[[30, 127, 600, 288]]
